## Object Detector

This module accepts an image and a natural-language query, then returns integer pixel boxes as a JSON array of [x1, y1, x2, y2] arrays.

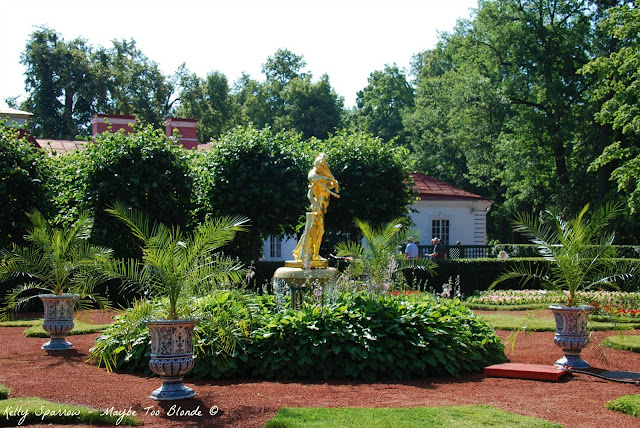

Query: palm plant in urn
[[0, 210, 112, 350], [491, 203, 634, 369], [106, 202, 249, 400]]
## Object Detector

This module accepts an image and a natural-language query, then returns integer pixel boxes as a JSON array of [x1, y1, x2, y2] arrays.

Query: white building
[[0, 107, 33, 127], [262, 172, 493, 261], [408, 172, 492, 247]]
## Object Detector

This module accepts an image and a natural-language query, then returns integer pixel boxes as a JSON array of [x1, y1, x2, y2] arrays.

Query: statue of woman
[[292, 153, 339, 264]]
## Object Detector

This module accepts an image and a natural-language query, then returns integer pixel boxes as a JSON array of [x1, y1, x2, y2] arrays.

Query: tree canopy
[[8, 1, 640, 243]]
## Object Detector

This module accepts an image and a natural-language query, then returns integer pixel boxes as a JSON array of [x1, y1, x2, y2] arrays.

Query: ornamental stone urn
[[39, 294, 78, 350], [146, 319, 196, 400], [549, 304, 594, 369]]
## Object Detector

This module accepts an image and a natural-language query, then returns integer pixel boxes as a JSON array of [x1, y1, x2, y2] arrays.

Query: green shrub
[[601, 335, 640, 353], [0, 384, 10, 400], [0, 123, 51, 249], [191, 127, 308, 261], [82, 125, 194, 258], [46, 150, 88, 226], [90, 291, 506, 381], [245, 292, 505, 380]]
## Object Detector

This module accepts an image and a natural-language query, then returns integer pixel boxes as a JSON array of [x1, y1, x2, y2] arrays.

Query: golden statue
[[290, 153, 339, 268]]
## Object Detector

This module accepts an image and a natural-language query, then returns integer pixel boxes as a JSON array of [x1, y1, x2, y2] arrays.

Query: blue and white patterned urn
[[146, 319, 196, 400], [39, 294, 78, 350], [549, 304, 594, 369]]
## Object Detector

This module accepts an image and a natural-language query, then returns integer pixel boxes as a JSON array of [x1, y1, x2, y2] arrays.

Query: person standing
[[404, 237, 419, 260], [427, 237, 447, 259]]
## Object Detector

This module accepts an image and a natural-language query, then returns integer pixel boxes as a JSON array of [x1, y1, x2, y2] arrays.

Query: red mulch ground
[[1, 309, 639, 427]]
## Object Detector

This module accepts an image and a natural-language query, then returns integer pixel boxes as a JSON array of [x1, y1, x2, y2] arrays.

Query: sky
[[0, 0, 478, 109]]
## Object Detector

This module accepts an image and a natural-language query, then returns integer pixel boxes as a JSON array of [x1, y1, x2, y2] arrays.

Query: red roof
[[410, 172, 491, 202]]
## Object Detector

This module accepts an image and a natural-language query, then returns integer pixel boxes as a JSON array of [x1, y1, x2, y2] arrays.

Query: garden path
[[0, 310, 638, 427]]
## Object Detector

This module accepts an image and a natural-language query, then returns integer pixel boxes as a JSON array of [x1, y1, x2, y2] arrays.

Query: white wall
[[262, 236, 298, 261], [408, 199, 492, 246]]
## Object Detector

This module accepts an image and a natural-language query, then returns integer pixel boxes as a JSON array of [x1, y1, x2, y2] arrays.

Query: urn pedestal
[[549, 304, 594, 369], [147, 319, 196, 400], [38, 294, 78, 350]]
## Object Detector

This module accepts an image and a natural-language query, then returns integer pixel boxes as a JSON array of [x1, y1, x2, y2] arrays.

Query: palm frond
[[107, 205, 249, 319], [495, 203, 631, 306]]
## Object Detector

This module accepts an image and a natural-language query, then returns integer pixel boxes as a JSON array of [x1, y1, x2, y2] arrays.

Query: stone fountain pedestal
[[273, 260, 338, 309]]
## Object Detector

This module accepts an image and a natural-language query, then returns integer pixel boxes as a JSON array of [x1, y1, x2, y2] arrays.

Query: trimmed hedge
[[406, 258, 640, 296], [0, 124, 50, 249], [90, 291, 506, 381]]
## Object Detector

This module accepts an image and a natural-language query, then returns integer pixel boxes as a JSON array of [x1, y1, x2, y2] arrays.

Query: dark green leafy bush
[[191, 127, 308, 260], [90, 291, 506, 381], [0, 124, 50, 249], [82, 125, 194, 257]]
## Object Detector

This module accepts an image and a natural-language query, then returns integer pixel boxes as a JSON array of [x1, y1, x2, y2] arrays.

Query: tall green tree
[[235, 48, 343, 139], [19, 27, 98, 138], [18, 28, 178, 137], [584, 2, 640, 214], [406, 0, 614, 240], [354, 64, 414, 145], [469, 0, 593, 190], [278, 74, 343, 140], [175, 69, 239, 142], [95, 39, 176, 126]]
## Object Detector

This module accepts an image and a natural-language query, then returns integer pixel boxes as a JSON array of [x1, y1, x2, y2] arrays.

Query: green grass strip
[[478, 313, 640, 331], [590, 315, 640, 324], [0, 385, 10, 400], [465, 303, 551, 311], [0, 319, 41, 328], [23, 320, 110, 338], [601, 335, 640, 353], [606, 394, 640, 418], [264, 405, 562, 428], [0, 397, 138, 426]]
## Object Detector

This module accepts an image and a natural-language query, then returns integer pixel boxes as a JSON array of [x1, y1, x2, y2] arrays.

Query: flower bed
[[466, 289, 640, 318]]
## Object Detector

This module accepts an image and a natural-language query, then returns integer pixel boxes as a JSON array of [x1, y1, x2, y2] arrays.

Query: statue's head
[[314, 152, 328, 168]]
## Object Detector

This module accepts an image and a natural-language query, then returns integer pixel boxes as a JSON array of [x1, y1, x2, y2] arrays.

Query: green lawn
[[606, 394, 640, 418], [23, 320, 110, 337], [601, 334, 640, 353], [265, 405, 562, 428], [0, 318, 110, 336]]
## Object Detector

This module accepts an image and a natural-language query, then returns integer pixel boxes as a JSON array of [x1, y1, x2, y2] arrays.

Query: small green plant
[[89, 292, 258, 374], [0, 210, 113, 320], [0, 384, 10, 400], [491, 204, 634, 307], [335, 218, 436, 294]]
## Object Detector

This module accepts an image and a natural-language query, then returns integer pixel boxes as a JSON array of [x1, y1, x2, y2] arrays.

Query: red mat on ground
[[484, 363, 571, 382]]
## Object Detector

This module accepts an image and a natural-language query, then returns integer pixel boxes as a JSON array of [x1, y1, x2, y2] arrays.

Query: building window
[[270, 236, 282, 259], [431, 219, 450, 246]]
